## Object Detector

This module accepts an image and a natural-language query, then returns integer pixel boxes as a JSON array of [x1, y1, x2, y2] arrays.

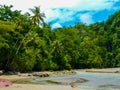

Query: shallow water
[[31, 71, 120, 90], [76, 71, 120, 89]]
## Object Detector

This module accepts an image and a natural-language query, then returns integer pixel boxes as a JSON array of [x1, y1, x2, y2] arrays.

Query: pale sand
[[0, 84, 91, 90], [0, 75, 29, 80], [85, 68, 120, 73]]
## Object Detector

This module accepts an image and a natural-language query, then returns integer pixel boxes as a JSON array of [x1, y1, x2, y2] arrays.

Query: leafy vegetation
[[0, 5, 120, 72]]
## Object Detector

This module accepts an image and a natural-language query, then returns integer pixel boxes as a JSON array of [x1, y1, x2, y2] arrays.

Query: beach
[[0, 84, 91, 90], [1, 68, 120, 90], [0, 70, 92, 90], [85, 68, 120, 73]]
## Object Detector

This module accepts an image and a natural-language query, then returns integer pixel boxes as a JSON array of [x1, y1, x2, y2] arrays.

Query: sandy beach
[[85, 68, 120, 73], [1, 68, 120, 90], [0, 75, 91, 90], [0, 70, 93, 90], [0, 84, 92, 90]]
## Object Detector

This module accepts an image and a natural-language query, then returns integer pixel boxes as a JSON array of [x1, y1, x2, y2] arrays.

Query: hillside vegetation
[[0, 5, 120, 72]]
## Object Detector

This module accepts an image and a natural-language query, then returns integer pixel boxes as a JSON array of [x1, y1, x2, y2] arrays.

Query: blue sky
[[1, 0, 120, 29]]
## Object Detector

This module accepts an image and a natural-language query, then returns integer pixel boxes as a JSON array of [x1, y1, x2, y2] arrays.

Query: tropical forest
[[0, 5, 120, 72]]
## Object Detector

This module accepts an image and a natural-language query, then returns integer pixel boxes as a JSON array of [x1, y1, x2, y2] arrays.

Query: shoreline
[[0, 84, 92, 90], [0, 70, 77, 81], [84, 68, 120, 73], [0, 68, 120, 90], [0, 68, 120, 83]]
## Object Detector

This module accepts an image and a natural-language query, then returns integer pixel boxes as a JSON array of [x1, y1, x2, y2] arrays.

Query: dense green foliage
[[0, 5, 120, 72]]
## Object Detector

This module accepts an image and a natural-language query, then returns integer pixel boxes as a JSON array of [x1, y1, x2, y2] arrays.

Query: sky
[[1, 0, 120, 29]]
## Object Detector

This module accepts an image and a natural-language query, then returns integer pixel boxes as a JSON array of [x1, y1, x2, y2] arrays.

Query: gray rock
[[0, 70, 3, 75], [115, 70, 120, 73]]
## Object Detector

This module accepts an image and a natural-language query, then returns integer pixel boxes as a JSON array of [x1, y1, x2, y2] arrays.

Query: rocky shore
[[0, 70, 77, 84], [16, 70, 77, 78], [0, 70, 93, 90]]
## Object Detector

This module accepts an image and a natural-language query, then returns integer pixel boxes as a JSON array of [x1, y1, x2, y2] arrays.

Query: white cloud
[[0, 0, 118, 13], [59, 10, 74, 23], [44, 9, 60, 22], [43, 0, 118, 24], [80, 13, 93, 25], [51, 23, 62, 29], [45, 9, 74, 22], [39, 0, 80, 9], [0, 0, 119, 26], [0, 0, 80, 12]]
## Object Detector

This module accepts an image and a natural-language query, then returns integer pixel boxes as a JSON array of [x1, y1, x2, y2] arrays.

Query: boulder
[[0, 78, 12, 87]]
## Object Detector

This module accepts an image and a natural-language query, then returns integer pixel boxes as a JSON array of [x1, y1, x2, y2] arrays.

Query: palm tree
[[29, 6, 46, 27], [15, 6, 46, 55]]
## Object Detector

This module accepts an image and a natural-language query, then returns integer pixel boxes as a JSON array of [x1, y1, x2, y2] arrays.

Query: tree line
[[0, 5, 120, 72]]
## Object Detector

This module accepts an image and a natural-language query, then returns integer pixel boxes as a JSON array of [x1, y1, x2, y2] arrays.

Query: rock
[[47, 77, 88, 85], [115, 71, 120, 73], [42, 73, 49, 77], [27, 74, 33, 77], [33, 74, 39, 76], [70, 83, 78, 88], [5, 71, 20, 75], [0, 78, 12, 87], [0, 70, 3, 75], [32, 73, 50, 77]]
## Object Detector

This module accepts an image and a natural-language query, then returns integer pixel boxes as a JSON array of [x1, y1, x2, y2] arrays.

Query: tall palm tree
[[15, 6, 46, 55], [29, 6, 46, 27]]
